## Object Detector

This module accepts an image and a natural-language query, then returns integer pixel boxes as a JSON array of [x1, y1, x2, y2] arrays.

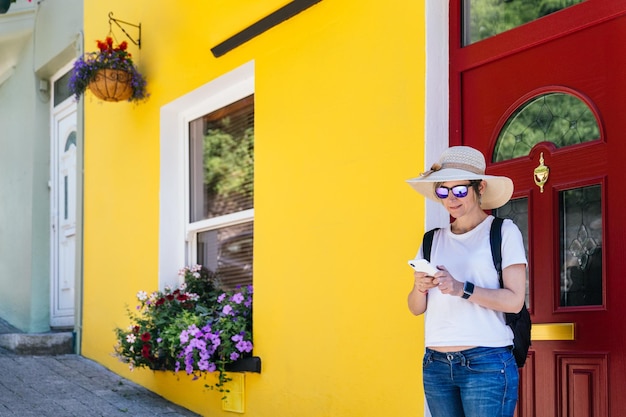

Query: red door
[[451, 2, 626, 416]]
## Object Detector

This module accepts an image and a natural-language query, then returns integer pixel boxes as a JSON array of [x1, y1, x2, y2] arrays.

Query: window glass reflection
[[493, 197, 530, 307], [493, 93, 599, 162], [197, 222, 253, 290], [189, 96, 254, 222], [463, 0, 585, 46], [560, 185, 602, 307]]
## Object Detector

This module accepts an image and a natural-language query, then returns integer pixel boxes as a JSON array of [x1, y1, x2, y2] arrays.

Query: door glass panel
[[64, 132, 76, 151], [54, 70, 73, 106], [64, 176, 68, 220], [560, 185, 602, 307], [463, 0, 586, 46], [493, 92, 600, 162], [492, 197, 530, 307]]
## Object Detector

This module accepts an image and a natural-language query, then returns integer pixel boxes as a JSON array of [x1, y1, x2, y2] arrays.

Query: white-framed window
[[159, 61, 254, 289]]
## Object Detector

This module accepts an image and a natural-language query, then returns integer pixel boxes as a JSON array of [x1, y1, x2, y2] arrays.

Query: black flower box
[[224, 356, 261, 373]]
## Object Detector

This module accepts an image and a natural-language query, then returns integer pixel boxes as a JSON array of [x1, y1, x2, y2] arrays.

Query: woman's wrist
[[414, 283, 428, 294]]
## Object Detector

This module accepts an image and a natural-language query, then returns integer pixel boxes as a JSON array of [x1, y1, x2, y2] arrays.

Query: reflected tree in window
[[493, 93, 599, 162], [560, 185, 602, 306], [189, 96, 254, 221], [464, 0, 585, 45], [202, 118, 254, 218]]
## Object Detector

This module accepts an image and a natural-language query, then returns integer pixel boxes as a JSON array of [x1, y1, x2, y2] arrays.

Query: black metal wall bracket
[[211, 0, 322, 58], [109, 12, 142, 49]]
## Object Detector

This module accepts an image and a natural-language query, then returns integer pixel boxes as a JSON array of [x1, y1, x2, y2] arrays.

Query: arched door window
[[493, 92, 600, 162], [493, 91, 603, 308]]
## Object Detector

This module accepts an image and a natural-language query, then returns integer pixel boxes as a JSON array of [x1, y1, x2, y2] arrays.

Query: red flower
[[132, 326, 140, 334], [117, 41, 128, 51], [141, 344, 151, 358], [176, 293, 188, 302], [96, 37, 114, 52], [141, 332, 151, 342], [155, 298, 165, 306], [166, 294, 175, 301], [96, 37, 129, 55]]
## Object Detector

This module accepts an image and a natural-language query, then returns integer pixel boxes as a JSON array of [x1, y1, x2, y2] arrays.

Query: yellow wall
[[81, 1, 427, 416]]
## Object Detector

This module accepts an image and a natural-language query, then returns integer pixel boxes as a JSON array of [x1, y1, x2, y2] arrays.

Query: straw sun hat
[[406, 146, 513, 210]]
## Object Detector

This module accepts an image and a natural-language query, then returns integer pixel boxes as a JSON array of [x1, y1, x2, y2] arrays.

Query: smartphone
[[408, 259, 438, 276]]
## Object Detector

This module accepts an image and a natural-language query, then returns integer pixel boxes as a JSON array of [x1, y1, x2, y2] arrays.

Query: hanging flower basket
[[68, 37, 148, 103], [88, 69, 133, 102]]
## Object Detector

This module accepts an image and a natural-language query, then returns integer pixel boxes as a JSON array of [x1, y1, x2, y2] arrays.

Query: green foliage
[[493, 93, 599, 162], [113, 265, 254, 393], [177, 285, 254, 390], [113, 265, 221, 371], [159, 310, 205, 360], [466, 0, 584, 44], [203, 125, 254, 201]]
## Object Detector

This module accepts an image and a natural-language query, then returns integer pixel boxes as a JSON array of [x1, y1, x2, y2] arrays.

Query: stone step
[[0, 332, 74, 355], [0, 317, 74, 355]]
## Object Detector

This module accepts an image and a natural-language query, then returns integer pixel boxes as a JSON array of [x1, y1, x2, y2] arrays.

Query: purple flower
[[198, 359, 210, 371], [236, 340, 253, 353], [231, 293, 244, 304], [168, 283, 254, 382], [180, 330, 190, 344]]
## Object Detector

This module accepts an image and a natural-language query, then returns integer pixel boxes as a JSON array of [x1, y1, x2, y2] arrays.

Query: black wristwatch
[[462, 281, 475, 299]]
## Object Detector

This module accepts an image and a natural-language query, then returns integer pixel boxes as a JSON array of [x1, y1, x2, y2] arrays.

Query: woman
[[406, 146, 527, 417]]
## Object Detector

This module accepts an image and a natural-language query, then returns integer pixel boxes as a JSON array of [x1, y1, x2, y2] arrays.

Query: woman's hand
[[432, 266, 463, 296], [414, 271, 439, 293], [428, 264, 527, 313]]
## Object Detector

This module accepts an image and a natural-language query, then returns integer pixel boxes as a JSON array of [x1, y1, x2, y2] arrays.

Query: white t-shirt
[[416, 215, 527, 348]]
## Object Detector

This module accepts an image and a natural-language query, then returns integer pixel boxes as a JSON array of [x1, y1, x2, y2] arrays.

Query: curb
[[0, 332, 74, 355]]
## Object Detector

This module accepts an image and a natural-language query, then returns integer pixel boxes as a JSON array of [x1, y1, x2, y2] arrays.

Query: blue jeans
[[423, 346, 519, 417]]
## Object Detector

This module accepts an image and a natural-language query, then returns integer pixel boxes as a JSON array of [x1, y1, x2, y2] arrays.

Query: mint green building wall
[[0, 0, 83, 332]]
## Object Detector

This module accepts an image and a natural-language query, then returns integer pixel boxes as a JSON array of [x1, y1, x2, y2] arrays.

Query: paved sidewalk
[[0, 347, 200, 417]]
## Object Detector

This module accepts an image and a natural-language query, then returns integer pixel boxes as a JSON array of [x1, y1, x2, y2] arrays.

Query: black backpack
[[422, 217, 531, 368]]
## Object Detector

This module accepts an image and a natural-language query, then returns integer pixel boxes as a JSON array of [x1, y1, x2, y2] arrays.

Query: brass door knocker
[[534, 152, 550, 193]]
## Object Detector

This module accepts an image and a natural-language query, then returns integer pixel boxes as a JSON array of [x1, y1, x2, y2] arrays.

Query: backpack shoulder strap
[[422, 228, 439, 262], [423, 219, 503, 274], [490, 217, 505, 287]]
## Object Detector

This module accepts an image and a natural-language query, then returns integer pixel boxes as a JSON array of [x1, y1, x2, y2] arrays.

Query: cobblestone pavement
[[0, 347, 200, 417]]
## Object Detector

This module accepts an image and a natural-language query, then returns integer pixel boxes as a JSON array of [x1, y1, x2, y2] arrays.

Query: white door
[[50, 71, 77, 328]]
